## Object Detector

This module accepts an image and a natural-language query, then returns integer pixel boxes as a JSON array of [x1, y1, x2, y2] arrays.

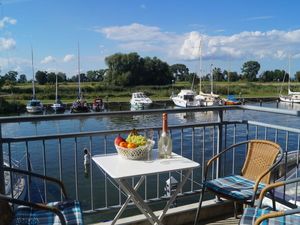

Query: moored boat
[[26, 48, 43, 114], [26, 99, 43, 113], [171, 89, 203, 107], [223, 95, 241, 105], [130, 92, 153, 109], [51, 73, 65, 113], [92, 97, 104, 112], [279, 90, 300, 103], [70, 43, 90, 113]]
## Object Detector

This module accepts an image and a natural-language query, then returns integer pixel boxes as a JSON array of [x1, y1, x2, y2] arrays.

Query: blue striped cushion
[[240, 207, 300, 225], [12, 200, 83, 225], [205, 175, 265, 200]]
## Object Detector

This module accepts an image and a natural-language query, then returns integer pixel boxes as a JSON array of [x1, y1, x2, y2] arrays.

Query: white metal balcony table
[[92, 150, 200, 225]]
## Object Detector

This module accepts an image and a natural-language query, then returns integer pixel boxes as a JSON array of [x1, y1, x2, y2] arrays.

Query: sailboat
[[195, 42, 222, 106], [70, 44, 90, 113], [26, 48, 43, 113], [171, 40, 203, 108], [279, 57, 300, 103], [51, 73, 65, 112]]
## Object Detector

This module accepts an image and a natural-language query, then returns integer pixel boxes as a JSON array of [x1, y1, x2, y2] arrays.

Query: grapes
[[126, 134, 147, 146]]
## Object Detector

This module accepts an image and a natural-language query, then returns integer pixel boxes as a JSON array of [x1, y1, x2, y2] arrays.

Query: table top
[[92, 150, 200, 179]]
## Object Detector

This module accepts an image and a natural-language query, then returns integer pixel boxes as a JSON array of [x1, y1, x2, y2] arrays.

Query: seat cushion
[[205, 175, 265, 201], [12, 200, 83, 225], [240, 207, 300, 225]]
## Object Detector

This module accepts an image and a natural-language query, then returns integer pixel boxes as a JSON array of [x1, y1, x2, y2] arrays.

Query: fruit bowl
[[115, 139, 155, 160]]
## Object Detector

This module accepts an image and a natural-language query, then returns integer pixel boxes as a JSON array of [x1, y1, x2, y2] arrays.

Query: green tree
[[212, 67, 224, 81], [57, 72, 67, 82], [86, 70, 105, 82], [47, 72, 56, 84], [241, 61, 260, 81], [105, 52, 172, 86], [4, 71, 18, 82], [259, 70, 287, 82], [170, 64, 189, 81], [35, 71, 47, 84], [18, 74, 27, 83]]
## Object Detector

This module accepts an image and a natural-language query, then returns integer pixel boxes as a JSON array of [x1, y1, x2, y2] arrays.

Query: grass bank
[[1, 81, 299, 105]]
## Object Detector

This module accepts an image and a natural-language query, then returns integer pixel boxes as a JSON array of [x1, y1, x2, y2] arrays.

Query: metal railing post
[[216, 110, 223, 179], [0, 122, 5, 212]]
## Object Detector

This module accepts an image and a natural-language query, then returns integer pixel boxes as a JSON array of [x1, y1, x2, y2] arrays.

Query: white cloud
[[0, 38, 16, 50], [63, 54, 75, 62], [41, 56, 56, 64], [98, 23, 300, 62], [245, 16, 273, 21], [98, 23, 176, 43], [0, 17, 17, 29]]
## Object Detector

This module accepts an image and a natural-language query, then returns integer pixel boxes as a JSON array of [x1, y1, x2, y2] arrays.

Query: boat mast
[[77, 42, 81, 99], [31, 46, 36, 99], [198, 38, 202, 94], [210, 64, 213, 94], [288, 55, 291, 93], [55, 73, 58, 102]]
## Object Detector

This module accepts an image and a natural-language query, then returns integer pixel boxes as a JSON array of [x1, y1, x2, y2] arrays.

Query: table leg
[[158, 169, 192, 221], [117, 178, 164, 225], [111, 176, 145, 225]]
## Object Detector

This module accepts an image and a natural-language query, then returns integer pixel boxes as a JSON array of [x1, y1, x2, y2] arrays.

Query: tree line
[[1, 53, 300, 88]]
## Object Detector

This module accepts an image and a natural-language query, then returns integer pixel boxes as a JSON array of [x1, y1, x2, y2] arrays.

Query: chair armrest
[[257, 177, 300, 208], [0, 193, 67, 225], [204, 140, 250, 180], [2, 166, 68, 199], [254, 207, 300, 225]]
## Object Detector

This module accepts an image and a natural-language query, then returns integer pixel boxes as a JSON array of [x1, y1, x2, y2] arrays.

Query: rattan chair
[[0, 166, 84, 225], [240, 177, 300, 225], [194, 140, 283, 225]]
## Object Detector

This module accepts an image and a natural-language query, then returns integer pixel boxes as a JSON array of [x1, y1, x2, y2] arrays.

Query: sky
[[1, 0, 300, 79]]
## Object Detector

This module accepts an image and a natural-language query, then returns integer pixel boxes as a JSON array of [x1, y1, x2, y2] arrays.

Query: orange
[[119, 141, 128, 148], [127, 142, 137, 149]]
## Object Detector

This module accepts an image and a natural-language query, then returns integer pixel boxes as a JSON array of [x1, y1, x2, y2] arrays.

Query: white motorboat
[[26, 48, 43, 113], [171, 89, 202, 107], [130, 92, 153, 108]]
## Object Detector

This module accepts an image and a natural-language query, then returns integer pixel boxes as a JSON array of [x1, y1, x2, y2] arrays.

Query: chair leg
[[194, 186, 205, 225], [270, 190, 276, 211], [233, 201, 238, 219], [233, 201, 239, 219]]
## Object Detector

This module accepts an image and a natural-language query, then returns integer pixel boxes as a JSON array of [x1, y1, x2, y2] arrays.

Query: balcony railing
[[1, 105, 300, 222]]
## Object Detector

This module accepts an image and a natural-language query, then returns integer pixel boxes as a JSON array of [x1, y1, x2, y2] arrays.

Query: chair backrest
[[241, 140, 281, 184]]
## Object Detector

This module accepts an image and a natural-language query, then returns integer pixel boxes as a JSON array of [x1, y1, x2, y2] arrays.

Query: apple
[[114, 135, 125, 145]]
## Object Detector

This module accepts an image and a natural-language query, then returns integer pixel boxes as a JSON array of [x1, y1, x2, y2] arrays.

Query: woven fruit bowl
[[115, 139, 155, 160]]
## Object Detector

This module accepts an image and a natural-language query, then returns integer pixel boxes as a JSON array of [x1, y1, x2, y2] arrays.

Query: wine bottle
[[158, 113, 172, 158]]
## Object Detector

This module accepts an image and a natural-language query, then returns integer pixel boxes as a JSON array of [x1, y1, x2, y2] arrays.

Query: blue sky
[[1, 0, 300, 78]]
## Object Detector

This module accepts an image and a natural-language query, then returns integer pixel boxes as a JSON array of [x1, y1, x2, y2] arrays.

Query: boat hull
[[280, 95, 300, 103], [51, 103, 65, 113], [171, 97, 202, 107], [70, 106, 90, 113]]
